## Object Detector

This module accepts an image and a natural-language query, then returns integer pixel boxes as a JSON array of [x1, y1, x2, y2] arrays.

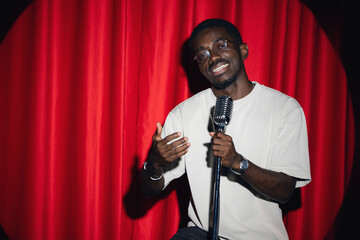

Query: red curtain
[[0, 0, 354, 239]]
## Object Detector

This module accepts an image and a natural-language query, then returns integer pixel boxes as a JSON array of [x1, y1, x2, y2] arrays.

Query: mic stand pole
[[212, 127, 223, 240]]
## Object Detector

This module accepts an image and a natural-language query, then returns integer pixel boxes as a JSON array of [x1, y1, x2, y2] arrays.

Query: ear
[[240, 43, 249, 60]]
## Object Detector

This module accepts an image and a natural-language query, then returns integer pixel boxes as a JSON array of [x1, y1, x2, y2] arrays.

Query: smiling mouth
[[212, 63, 229, 73]]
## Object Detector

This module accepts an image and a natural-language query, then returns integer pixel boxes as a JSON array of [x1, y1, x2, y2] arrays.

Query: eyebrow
[[195, 38, 226, 52]]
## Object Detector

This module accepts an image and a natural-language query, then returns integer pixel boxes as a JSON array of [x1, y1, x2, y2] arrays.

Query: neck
[[211, 69, 253, 100]]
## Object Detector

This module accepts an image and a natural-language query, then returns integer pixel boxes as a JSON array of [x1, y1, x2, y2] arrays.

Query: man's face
[[192, 27, 243, 89]]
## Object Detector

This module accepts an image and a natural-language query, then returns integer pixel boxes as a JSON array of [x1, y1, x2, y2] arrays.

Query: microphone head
[[213, 95, 233, 131]]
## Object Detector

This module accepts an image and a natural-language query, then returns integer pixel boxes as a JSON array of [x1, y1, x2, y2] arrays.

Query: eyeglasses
[[194, 39, 231, 64]]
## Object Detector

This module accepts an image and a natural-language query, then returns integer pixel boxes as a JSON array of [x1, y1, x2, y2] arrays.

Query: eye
[[196, 50, 208, 61], [215, 40, 227, 51]]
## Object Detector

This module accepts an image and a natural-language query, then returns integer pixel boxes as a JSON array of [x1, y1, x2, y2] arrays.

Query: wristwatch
[[230, 155, 249, 176], [239, 156, 249, 175]]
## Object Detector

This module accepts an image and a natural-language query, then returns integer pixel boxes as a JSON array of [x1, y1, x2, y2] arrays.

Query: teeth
[[213, 63, 229, 73]]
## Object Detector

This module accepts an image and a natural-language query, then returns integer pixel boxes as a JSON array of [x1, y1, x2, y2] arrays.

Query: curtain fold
[[0, 0, 354, 239]]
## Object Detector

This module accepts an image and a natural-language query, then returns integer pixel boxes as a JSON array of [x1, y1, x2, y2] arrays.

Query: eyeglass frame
[[193, 39, 232, 64]]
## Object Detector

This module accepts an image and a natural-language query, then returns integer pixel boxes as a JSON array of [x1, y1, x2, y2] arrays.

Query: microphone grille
[[213, 95, 233, 129]]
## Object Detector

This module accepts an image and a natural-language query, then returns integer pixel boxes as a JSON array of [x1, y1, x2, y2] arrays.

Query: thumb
[[153, 122, 163, 141]]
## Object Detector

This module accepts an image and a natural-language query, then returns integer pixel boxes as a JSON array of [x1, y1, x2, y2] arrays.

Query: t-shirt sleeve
[[269, 100, 311, 188], [161, 108, 186, 189]]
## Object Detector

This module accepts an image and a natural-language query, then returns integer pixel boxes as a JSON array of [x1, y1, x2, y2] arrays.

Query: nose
[[208, 49, 221, 63]]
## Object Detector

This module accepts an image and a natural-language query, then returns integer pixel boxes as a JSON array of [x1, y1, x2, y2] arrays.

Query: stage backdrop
[[0, 0, 354, 239]]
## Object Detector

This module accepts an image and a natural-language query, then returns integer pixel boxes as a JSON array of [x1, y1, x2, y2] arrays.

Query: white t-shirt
[[162, 82, 311, 240]]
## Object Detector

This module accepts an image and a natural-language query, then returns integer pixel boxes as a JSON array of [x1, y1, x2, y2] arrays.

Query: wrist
[[230, 154, 249, 176], [143, 161, 164, 180]]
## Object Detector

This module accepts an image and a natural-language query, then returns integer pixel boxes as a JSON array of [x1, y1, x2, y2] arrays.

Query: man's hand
[[209, 131, 241, 169], [141, 123, 190, 196], [149, 122, 190, 170], [210, 131, 296, 204]]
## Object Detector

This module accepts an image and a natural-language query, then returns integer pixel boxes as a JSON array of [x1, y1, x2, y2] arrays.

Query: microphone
[[213, 95, 233, 132], [211, 95, 233, 240]]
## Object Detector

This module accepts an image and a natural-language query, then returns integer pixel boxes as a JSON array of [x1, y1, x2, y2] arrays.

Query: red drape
[[0, 0, 354, 239]]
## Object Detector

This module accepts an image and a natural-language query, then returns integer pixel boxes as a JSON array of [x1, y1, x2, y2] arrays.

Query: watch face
[[243, 160, 249, 169], [241, 159, 249, 172]]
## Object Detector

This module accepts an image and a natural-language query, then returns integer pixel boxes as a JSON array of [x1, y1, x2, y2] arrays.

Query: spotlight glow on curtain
[[0, 0, 354, 240]]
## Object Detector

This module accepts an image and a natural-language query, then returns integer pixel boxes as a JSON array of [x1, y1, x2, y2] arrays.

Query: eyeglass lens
[[195, 39, 228, 63]]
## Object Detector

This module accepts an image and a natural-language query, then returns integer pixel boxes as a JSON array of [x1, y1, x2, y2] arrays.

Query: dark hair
[[189, 18, 243, 52]]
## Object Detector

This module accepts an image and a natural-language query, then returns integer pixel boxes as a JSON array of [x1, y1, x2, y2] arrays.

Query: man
[[141, 19, 311, 240]]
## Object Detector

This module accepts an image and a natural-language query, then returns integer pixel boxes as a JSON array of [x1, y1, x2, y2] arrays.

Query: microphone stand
[[212, 127, 223, 240], [211, 95, 232, 240]]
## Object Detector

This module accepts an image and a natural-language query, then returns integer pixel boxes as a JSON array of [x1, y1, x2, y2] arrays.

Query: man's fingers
[[212, 150, 226, 158], [156, 122, 162, 136], [210, 131, 228, 139], [162, 132, 182, 143], [212, 142, 230, 149], [212, 138, 231, 148], [167, 149, 189, 162], [167, 136, 188, 148], [152, 122, 183, 146], [159, 137, 189, 156], [211, 132, 232, 145], [153, 122, 163, 141], [163, 142, 191, 162]]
